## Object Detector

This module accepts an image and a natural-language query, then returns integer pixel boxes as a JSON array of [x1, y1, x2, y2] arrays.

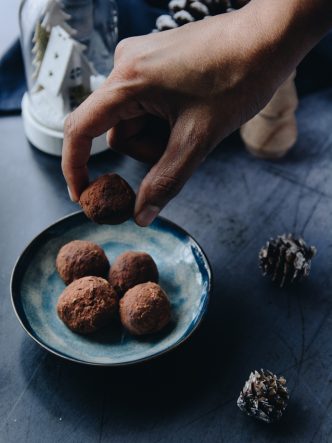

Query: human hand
[[62, 0, 331, 226]]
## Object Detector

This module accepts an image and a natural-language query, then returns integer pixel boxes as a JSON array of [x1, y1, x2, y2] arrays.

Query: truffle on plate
[[57, 276, 118, 334], [56, 240, 110, 285], [108, 251, 159, 296], [119, 282, 171, 335], [79, 173, 135, 225]]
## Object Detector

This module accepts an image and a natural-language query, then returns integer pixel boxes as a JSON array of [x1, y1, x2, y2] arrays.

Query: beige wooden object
[[240, 72, 298, 159]]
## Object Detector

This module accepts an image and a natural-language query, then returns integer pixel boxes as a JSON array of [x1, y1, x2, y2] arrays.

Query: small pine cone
[[173, 10, 195, 25], [259, 234, 316, 287], [154, 0, 229, 33], [230, 0, 250, 8], [156, 14, 178, 31], [169, 0, 187, 12], [237, 369, 289, 423], [190, 1, 210, 18], [169, 0, 210, 19], [202, 0, 229, 14]]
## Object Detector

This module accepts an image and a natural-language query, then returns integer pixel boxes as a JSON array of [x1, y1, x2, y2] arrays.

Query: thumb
[[134, 112, 210, 227]]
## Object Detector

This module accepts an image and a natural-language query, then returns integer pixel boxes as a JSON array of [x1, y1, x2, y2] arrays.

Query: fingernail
[[135, 205, 160, 227], [67, 185, 75, 202]]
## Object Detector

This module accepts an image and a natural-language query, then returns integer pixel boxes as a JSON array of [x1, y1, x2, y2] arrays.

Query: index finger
[[62, 84, 144, 201]]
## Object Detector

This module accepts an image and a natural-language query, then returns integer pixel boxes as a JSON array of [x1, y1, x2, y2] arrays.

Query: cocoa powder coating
[[108, 251, 159, 296], [56, 240, 110, 285], [79, 173, 135, 224], [57, 276, 118, 334], [119, 282, 171, 335]]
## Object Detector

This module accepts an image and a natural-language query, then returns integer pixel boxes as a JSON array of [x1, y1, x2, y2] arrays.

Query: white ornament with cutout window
[[20, 0, 118, 156]]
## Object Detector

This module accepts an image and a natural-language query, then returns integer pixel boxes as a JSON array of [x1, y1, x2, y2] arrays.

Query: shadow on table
[[18, 276, 310, 441], [16, 128, 324, 440]]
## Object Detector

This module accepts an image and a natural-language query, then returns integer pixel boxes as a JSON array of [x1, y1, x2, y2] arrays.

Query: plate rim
[[10, 211, 212, 367]]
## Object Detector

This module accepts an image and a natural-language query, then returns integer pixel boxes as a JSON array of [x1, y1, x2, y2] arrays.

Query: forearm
[[249, 0, 332, 73], [203, 0, 332, 96]]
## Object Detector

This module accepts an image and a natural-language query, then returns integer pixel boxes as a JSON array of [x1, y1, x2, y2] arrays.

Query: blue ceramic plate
[[11, 212, 211, 366]]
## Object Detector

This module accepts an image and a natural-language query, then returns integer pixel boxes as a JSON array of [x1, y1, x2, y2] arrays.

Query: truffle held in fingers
[[79, 173, 135, 225]]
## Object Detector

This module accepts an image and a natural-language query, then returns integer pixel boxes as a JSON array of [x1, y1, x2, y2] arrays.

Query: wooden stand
[[240, 72, 298, 159]]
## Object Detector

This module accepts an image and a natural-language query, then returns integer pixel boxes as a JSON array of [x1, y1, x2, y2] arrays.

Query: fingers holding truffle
[[119, 282, 171, 336], [56, 240, 110, 285], [57, 276, 118, 334], [79, 173, 135, 225], [108, 251, 159, 296]]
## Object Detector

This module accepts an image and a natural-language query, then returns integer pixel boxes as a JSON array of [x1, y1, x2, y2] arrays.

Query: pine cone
[[155, 14, 178, 31], [155, 0, 229, 32], [259, 234, 316, 287], [237, 369, 289, 423], [229, 0, 250, 8], [192, 0, 228, 15], [170, 1, 210, 19]]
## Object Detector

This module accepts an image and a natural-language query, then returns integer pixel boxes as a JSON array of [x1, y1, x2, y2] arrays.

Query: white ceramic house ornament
[[31, 0, 76, 82], [20, 0, 118, 156], [37, 26, 96, 115]]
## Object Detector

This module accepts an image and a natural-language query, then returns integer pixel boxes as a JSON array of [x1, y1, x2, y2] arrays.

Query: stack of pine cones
[[154, 0, 250, 32]]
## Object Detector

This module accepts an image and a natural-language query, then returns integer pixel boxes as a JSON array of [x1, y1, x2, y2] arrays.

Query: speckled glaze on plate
[[11, 212, 212, 366]]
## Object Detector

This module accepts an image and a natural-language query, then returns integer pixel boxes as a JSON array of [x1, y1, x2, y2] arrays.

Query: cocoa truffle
[[56, 240, 109, 285], [57, 276, 118, 334], [108, 251, 159, 296], [119, 282, 171, 335], [79, 173, 135, 225]]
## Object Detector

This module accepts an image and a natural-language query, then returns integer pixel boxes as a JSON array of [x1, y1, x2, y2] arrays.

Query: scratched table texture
[[0, 87, 331, 443]]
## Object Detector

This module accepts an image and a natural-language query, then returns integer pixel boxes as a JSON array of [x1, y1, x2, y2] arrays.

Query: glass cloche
[[19, 0, 118, 155]]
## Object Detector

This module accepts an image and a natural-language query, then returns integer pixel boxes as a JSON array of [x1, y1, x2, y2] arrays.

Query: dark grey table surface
[[0, 88, 332, 443]]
